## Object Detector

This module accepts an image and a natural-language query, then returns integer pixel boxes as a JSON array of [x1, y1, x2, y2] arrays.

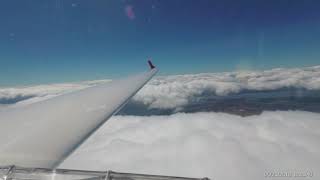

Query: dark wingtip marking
[[148, 60, 156, 69]]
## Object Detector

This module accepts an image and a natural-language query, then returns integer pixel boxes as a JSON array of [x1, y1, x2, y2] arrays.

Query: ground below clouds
[[1, 66, 320, 179]]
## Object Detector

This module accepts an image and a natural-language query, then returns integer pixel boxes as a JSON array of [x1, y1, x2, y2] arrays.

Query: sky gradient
[[0, 0, 320, 86]]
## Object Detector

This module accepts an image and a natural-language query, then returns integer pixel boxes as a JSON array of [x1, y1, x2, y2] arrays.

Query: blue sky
[[0, 0, 320, 86]]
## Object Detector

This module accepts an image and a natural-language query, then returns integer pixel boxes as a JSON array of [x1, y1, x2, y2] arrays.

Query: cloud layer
[[0, 65, 320, 111], [1, 66, 319, 179], [0, 80, 110, 108], [61, 111, 320, 180], [133, 65, 320, 109]]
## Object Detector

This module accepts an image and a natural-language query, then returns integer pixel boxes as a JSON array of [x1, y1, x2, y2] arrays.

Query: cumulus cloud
[[1, 66, 319, 179], [0, 80, 110, 107], [133, 66, 320, 109], [1, 66, 320, 110], [61, 111, 320, 180]]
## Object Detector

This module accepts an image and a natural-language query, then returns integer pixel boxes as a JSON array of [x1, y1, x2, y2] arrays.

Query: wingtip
[[147, 59, 156, 69]]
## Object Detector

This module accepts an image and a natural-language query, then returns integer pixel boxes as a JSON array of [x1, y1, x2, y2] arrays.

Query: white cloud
[[133, 66, 320, 109], [1, 65, 320, 110], [0, 66, 319, 179], [0, 80, 110, 107], [61, 111, 320, 180]]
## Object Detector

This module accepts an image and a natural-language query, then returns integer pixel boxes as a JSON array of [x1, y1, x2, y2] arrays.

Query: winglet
[[148, 60, 156, 69]]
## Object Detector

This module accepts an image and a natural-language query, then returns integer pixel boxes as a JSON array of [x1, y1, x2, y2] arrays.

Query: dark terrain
[[119, 89, 320, 116]]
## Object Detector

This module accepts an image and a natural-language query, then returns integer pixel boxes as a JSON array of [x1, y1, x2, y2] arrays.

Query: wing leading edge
[[0, 63, 158, 168]]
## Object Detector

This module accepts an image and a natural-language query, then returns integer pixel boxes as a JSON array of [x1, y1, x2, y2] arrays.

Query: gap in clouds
[[0, 94, 36, 104], [120, 88, 320, 116], [0, 65, 320, 116], [0, 65, 319, 179]]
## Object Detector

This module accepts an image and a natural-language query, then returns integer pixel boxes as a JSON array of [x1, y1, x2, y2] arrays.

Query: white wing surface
[[0, 65, 157, 168]]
